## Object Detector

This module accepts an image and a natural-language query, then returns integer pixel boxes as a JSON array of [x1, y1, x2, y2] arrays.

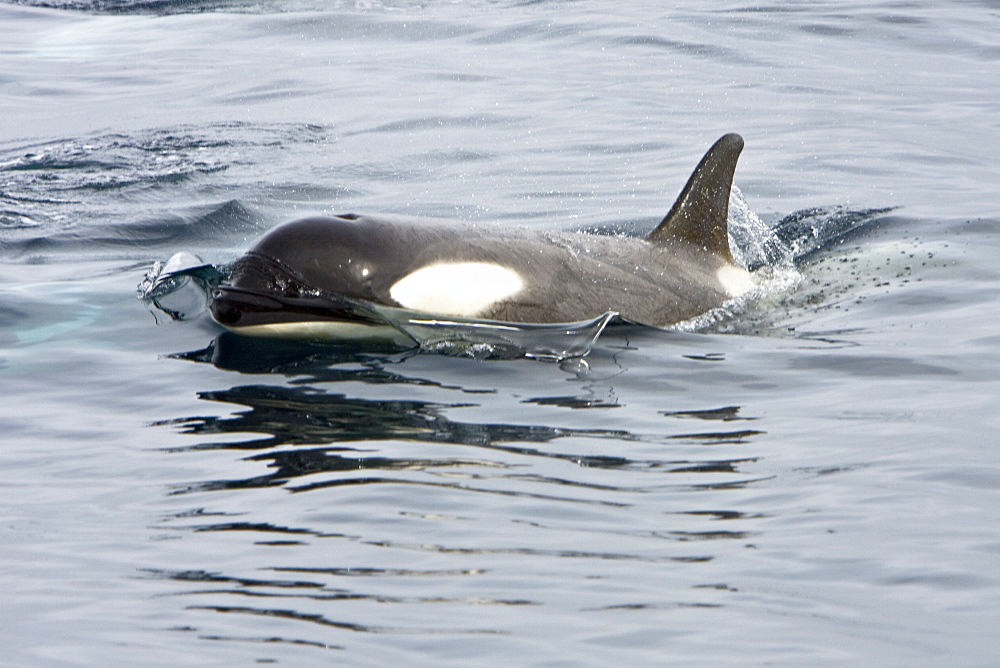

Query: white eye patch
[[389, 262, 524, 317]]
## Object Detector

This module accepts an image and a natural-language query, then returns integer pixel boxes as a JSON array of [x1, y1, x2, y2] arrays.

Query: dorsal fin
[[646, 133, 744, 262]]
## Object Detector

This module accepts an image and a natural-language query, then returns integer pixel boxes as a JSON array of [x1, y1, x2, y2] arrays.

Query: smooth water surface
[[2, 1, 999, 664]]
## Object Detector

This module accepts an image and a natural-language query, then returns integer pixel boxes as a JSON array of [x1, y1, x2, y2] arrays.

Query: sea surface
[[2, 0, 999, 664]]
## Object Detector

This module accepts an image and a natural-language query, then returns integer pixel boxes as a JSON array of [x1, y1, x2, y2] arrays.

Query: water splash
[[138, 251, 225, 322], [727, 185, 792, 271], [370, 305, 618, 361]]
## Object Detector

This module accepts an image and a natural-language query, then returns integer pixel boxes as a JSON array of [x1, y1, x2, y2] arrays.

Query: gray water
[[2, 1, 999, 664]]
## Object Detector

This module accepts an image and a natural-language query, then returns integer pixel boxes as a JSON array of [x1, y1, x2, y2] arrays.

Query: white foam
[[389, 262, 524, 317]]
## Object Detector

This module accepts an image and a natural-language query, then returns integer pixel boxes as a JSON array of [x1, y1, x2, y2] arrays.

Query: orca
[[209, 133, 753, 343]]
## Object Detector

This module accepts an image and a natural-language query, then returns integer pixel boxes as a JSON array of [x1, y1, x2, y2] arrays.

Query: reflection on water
[[145, 330, 780, 650], [660, 406, 755, 421], [162, 342, 768, 496], [164, 379, 768, 496]]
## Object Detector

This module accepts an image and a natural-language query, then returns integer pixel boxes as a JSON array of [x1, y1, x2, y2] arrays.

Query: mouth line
[[210, 285, 388, 329]]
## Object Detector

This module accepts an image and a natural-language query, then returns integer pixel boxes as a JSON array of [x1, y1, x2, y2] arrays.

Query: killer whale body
[[210, 133, 752, 342]]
